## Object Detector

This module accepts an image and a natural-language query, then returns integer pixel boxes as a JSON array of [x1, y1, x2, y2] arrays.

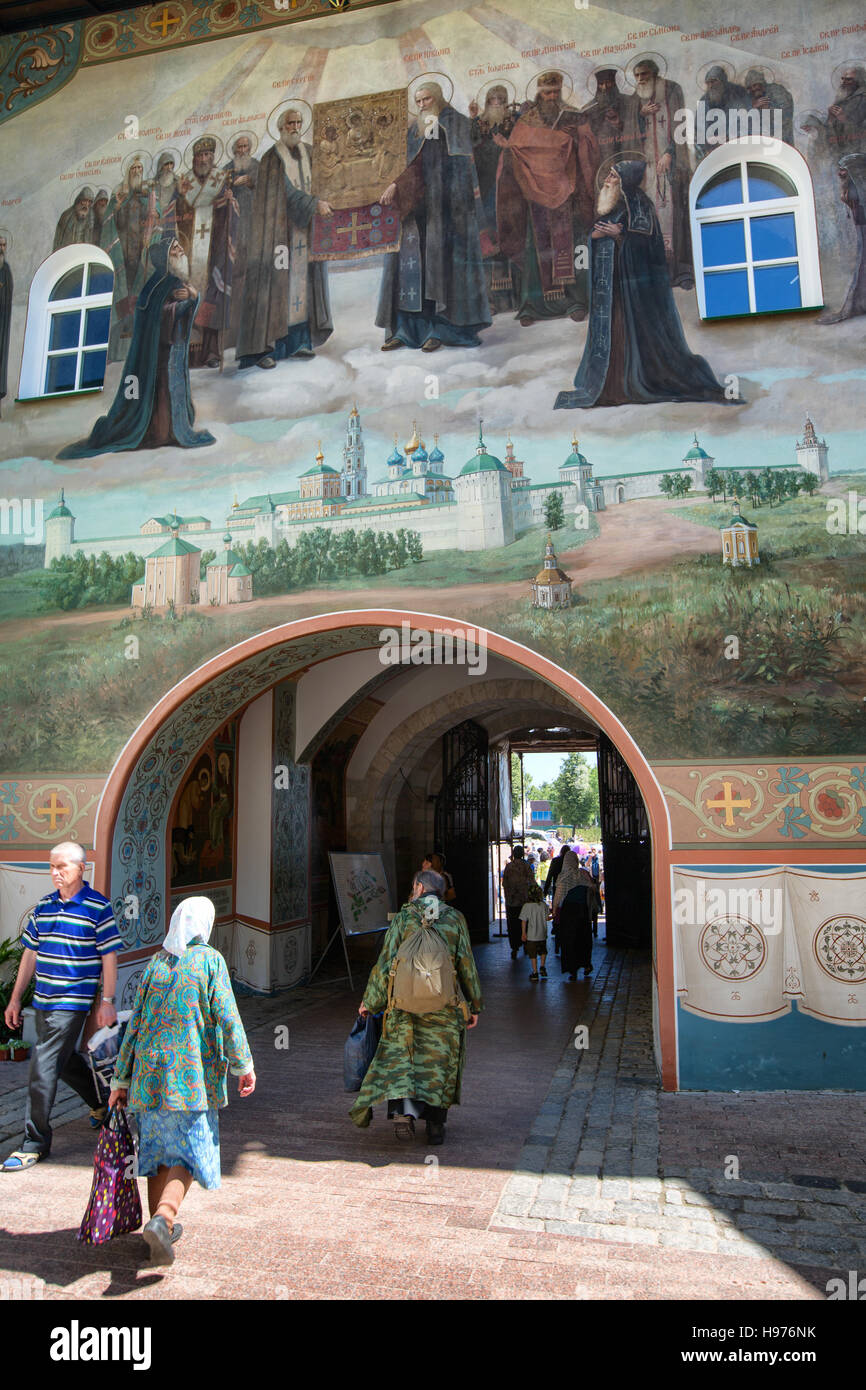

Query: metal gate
[[597, 732, 652, 948], [434, 719, 489, 943]]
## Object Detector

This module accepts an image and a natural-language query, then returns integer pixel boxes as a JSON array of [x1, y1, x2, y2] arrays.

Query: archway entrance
[[92, 611, 675, 1087]]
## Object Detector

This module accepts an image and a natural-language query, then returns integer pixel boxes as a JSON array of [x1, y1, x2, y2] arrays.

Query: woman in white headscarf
[[109, 897, 255, 1265]]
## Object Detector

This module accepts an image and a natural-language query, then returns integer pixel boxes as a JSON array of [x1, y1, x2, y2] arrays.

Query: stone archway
[[93, 611, 676, 1086]]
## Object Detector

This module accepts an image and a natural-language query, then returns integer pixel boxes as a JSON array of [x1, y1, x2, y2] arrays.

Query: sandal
[[528, 972, 539, 981], [2, 1151, 42, 1171], [393, 1116, 415, 1141]]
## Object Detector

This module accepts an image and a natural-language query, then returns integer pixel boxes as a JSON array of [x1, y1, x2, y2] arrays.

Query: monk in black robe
[[555, 160, 734, 410], [0, 232, 11, 419], [57, 236, 214, 457]]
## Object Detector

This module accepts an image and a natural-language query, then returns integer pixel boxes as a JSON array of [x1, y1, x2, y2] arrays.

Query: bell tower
[[796, 414, 829, 482], [341, 403, 367, 500]]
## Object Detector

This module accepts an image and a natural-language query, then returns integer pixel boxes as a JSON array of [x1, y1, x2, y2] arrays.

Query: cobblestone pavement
[[0, 932, 860, 1299], [492, 948, 866, 1273]]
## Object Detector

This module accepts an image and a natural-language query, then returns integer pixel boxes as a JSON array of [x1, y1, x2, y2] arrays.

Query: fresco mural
[[0, 0, 864, 784], [168, 717, 236, 889]]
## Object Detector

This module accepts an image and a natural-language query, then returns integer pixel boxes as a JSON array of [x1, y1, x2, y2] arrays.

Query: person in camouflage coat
[[351, 870, 482, 1142]]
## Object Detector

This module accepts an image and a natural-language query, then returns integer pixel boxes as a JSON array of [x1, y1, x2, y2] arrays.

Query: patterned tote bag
[[78, 1105, 143, 1244]]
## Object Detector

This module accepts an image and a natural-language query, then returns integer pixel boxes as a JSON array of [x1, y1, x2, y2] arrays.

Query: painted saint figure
[[495, 72, 599, 325], [101, 155, 156, 362], [377, 80, 491, 351], [222, 135, 259, 349], [744, 67, 794, 147], [469, 85, 519, 313], [53, 186, 96, 252], [57, 235, 215, 457], [827, 65, 866, 150], [237, 108, 334, 369], [92, 188, 110, 244], [581, 69, 637, 164], [554, 161, 733, 409], [819, 154, 866, 323], [175, 137, 238, 368], [627, 58, 693, 288], [0, 232, 12, 419], [696, 65, 749, 158]]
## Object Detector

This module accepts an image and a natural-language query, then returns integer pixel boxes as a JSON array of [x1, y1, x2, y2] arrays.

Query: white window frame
[[18, 244, 114, 400], [690, 136, 823, 320]]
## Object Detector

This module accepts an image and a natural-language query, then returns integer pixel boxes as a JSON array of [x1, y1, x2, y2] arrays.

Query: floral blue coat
[[112, 942, 253, 1110]]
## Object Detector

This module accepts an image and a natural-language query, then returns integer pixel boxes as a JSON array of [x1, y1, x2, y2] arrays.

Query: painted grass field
[[0, 495, 863, 771]]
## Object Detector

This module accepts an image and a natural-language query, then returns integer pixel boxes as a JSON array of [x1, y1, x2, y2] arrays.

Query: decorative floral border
[[658, 762, 866, 844], [0, 778, 102, 845]]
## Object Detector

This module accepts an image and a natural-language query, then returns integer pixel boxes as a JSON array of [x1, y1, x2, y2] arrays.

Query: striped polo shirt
[[21, 884, 122, 1012]]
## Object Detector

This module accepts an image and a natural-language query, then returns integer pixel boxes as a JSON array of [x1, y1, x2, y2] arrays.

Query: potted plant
[[0, 1041, 11, 1063], [9, 1037, 29, 1062]]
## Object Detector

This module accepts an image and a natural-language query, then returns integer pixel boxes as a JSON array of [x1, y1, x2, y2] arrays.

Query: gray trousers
[[22, 1009, 101, 1155]]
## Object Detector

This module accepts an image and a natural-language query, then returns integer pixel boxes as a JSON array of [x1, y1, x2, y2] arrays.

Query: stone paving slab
[[491, 947, 866, 1274]]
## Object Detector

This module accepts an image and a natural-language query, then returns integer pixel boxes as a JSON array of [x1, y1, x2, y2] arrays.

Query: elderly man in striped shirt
[[2, 841, 122, 1171]]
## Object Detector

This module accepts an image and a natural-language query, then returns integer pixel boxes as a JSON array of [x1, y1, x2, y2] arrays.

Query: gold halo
[[626, 52, 669, 86], [197, 766, 211, 792], [697, 58, 737, 91], [832, 59, 866, 89], [122, 148, 152, 179], [183, 133, 224, 169], [526, 68, 574, 102], [475, 75, 517, 109], [267, 98, 313, 143], [595, 149, 645, 192], [225, 128, 259, 158], [408, 71, 454, 106]]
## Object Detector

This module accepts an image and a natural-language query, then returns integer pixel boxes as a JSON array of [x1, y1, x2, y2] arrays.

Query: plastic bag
[[343, 1013, 381, 1092]]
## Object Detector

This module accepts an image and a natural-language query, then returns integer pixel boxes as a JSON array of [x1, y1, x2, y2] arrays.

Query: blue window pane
[[84, 306, 110, 346], [750, 212, 797, 261], [45, 354, 78, 393], [48, 310, 81, 351], [747, 163, 797, 202], [704, 269, 750, 317], [80, 350, 107, 389], [49, 266, 83, 302], [701, 219, 746, 268], [696, 167, 743, 209], [754, 264, 801, 312], [86, 263, 114, 296]]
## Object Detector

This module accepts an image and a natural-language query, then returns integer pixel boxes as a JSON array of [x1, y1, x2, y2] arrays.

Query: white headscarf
[[163, 896, 215, 956]]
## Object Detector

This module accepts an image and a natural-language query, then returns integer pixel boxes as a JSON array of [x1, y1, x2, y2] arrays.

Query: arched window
[[18, 245, 114, 400], [690, 136, 822, 320]]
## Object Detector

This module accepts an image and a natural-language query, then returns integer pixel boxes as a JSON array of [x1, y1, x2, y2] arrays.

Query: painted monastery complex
[[42, 410, 830, 610]]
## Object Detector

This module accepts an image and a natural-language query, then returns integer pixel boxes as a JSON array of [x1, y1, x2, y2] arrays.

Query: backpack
[[387, 897, 469, 1019]]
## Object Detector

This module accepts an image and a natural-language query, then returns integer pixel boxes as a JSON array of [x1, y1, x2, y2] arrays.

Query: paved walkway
[[1, 930, 863, 1300]]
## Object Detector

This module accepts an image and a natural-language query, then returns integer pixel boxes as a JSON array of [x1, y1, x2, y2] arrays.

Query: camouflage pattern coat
[[350, 901, 483, 1127]]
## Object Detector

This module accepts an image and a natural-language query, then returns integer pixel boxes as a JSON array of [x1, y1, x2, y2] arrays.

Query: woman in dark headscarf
[[552, 850, 599, 980]]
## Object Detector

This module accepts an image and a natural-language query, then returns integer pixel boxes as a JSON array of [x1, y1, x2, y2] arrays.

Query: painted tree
[[544, 491, 565, 530], [704, 468, 723, 501]]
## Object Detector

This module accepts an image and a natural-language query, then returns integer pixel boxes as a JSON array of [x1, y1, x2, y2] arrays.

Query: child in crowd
[[519, 881, 550, 981]]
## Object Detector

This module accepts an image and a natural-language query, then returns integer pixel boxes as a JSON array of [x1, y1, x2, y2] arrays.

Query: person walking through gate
[[520, 882, 550, 981], [351, 869, 482, 1146], [501, 846, 537, 958], [553, 849, 600, 980], [2, 842, 121, 1172], [108, 897, 255, 1264], [589, 847, 603, 937], [422, 851, 456, 904]]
